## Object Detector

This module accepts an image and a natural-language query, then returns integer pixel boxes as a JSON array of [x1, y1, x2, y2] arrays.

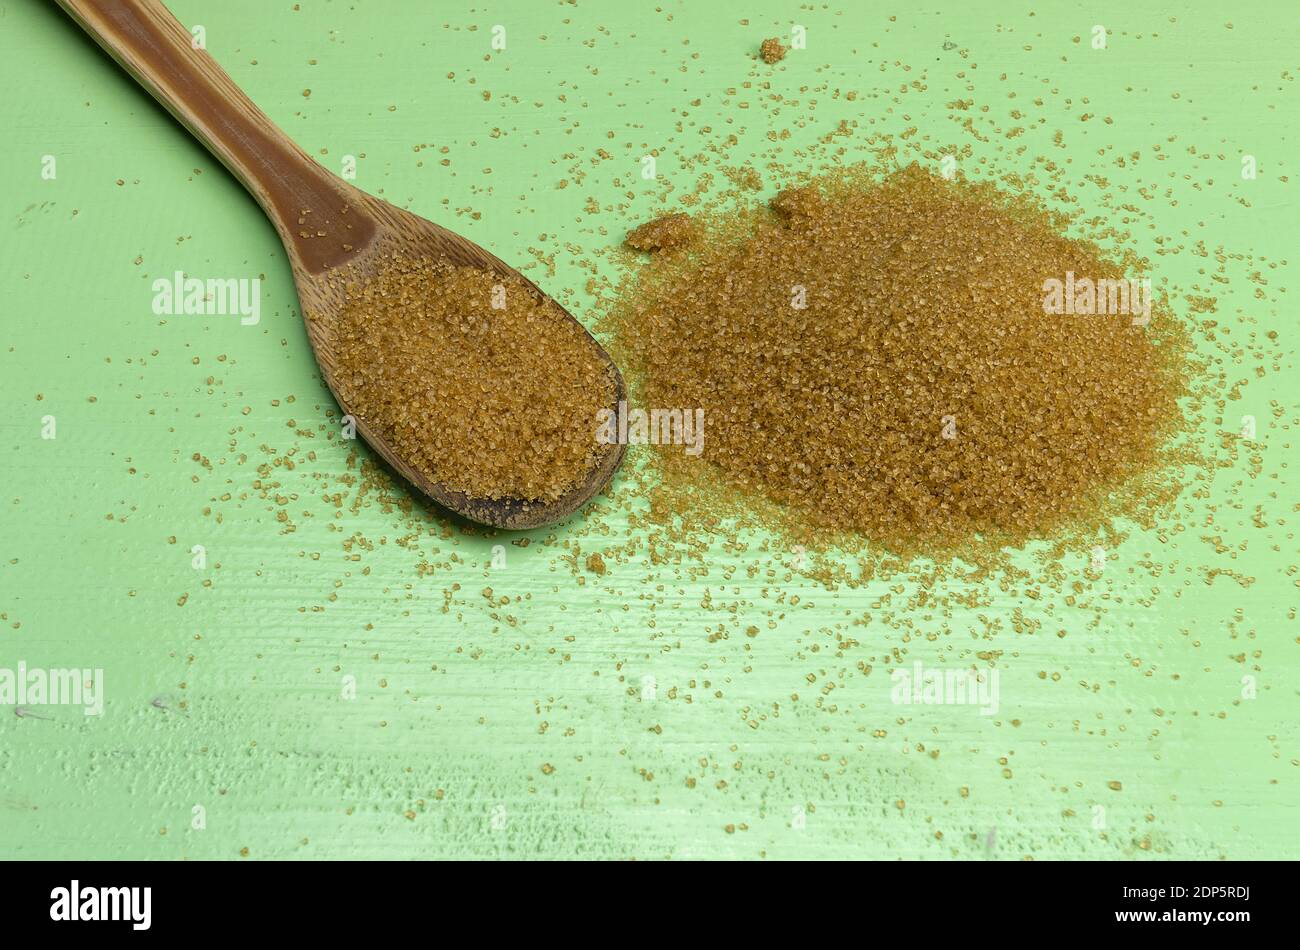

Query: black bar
[[0, 859, 1279, 935]]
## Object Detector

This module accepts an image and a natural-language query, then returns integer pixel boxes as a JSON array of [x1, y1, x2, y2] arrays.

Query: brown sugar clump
[[333, 255, 616, 503], [625, 212, 697, 252], [585, 552, 607, 575], [759, 37, 787, 64], [770, 185, 825, 224], [606, 164, 1192, 556]]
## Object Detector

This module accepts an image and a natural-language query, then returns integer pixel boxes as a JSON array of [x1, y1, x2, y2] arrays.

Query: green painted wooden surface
[[1, 0, 1296, 859]]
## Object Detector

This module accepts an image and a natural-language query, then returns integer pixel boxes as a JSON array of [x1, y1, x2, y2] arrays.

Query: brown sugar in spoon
[[56, 0, 626, 529]]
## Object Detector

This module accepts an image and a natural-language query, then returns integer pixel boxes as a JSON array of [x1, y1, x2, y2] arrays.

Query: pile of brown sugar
[[606, 164, 1193, 555], [332, 255, 616, 503]]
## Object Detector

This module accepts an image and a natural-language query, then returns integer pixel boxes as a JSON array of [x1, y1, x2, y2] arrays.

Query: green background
[[1, 0, 1295, 859]]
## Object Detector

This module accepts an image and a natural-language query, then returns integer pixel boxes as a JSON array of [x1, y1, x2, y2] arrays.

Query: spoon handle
[[55, 0, 372, 272]]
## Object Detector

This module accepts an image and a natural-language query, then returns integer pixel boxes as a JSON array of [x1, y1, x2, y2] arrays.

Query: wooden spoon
[[55, 0, 626, 529]]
